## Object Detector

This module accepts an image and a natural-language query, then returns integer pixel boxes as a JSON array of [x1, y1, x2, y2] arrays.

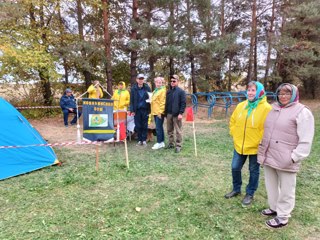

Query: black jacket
[[130, 83, 151, 113], [165, 86, 186, 117]]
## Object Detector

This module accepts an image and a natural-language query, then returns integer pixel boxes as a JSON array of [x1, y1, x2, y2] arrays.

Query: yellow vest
[[229, 97, 271, 155], [87, 85, 103, 99], [112, 89, 130, 111], [151, 87, 166, 115]]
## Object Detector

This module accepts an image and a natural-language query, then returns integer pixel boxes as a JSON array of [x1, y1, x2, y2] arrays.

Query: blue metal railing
[[188, 91, 276, 119]]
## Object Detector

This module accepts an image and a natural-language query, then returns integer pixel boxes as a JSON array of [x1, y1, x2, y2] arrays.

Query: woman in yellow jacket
[[112, 81, 130, 111], [87, 80, 103, 99], [151, 77, 166, 150], [225, 81, 272, 206]]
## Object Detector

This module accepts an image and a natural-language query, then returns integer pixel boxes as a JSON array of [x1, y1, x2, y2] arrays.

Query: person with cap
[[87, 80, 103, 99], [258, 83, 314, 229], [164, 74, 186, 153], [129, 73, 151, 146], [112, 81, 130, 111], [225, 81, 271, 207], [60, 88, 82, 127]]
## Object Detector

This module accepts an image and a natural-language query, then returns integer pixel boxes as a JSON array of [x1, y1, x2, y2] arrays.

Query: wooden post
[[193, 121, 197, 157], [95, 144, 99, 171], [124, 139, 129, 169]]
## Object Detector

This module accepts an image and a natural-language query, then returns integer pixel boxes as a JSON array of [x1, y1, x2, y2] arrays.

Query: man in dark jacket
[[129, 74, 151, 146], [60, 88, 82, 127], [165, 75, 186, 153]]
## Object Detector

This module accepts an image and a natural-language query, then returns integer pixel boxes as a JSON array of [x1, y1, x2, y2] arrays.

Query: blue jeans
[[62, 108, 82, 126], [134, 108, 149, 142], [231, 149, 260, 196], [154, 115, 164, 143]]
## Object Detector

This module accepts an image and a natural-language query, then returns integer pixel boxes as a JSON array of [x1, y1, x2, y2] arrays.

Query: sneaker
[[70, 122, 76, 126], [242, 194, 253, 206], [152, 143, 160, 150], [136, 141, 142, 146], [142, 141, 147, 146], [261, 208, 277, 217], [265, 217, 288, 229], [152, 142, 165, 150], [224, 191, 241, 199], [175, 147, 181, 153], [65, 125, 68, 128], [160, 142, 165, 148]]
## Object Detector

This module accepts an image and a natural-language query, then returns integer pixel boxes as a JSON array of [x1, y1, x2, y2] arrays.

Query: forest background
[[0, 0, 319, 106], [1, 2, 320, 238]]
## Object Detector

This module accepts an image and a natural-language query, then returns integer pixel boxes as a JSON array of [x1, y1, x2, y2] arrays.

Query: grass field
[[0, 108, 319, 240]]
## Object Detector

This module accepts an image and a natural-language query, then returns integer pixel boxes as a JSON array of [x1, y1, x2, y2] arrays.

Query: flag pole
[[116, 111, 120, 141], [76, 98, 81, 143]]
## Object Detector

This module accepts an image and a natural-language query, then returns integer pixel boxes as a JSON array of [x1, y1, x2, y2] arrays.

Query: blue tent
[[0, 98, 58, 180]]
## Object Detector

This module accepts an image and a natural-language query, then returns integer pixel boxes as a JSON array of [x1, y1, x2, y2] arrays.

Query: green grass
[[1, 112, 319, 240]]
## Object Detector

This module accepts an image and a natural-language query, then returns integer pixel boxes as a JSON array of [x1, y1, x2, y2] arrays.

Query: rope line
[[0, 139, 125, 149]]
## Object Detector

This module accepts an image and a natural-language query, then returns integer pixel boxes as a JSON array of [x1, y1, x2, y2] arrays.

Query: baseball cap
[[171, 75, 179, 81], [137, 73, 145, 79], [65, 88, 72, 93]]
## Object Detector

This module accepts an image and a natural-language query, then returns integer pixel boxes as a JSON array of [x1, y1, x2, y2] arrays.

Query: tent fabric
[[0, 98, 58, 180]]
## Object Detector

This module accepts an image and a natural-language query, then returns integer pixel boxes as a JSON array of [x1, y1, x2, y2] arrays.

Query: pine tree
[[276, 0, 320, 98]]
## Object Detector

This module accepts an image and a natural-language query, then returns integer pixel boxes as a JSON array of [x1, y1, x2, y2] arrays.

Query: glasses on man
[[171, 80, 177, 83]]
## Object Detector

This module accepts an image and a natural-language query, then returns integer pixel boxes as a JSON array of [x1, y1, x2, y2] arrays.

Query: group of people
[[60, 77, 315, 229], [225, 81, 315, 229], [129, 74, 186, 153], [59, 74, 187, 153], [59, 80, 103, 127]]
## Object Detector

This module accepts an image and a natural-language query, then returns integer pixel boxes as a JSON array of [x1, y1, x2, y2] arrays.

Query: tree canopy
[[0, 0, 319, 103]]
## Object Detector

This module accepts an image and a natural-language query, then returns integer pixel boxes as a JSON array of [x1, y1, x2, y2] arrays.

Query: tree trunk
[[275, 0, 289, 86], [254, 33, 258, 81], [264, 0, 276, 88], [228, 56, 232, 91], [149, 56, 155, 90], [145, 4, 156, 88], [130, 0, 138, 86], [186, 0, 196, 93], [58, 1, 69, 84], [39, 68, 52, 105], [247, 0, 257, 83], [38, 0, 52, 105], [168, 2, 175, 81], [169, 58, 174, 78], [190, 55, 197, 93], [102, 0, 113, 98], [220, 0, 225, 36], [77, 0, 92, 88]]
